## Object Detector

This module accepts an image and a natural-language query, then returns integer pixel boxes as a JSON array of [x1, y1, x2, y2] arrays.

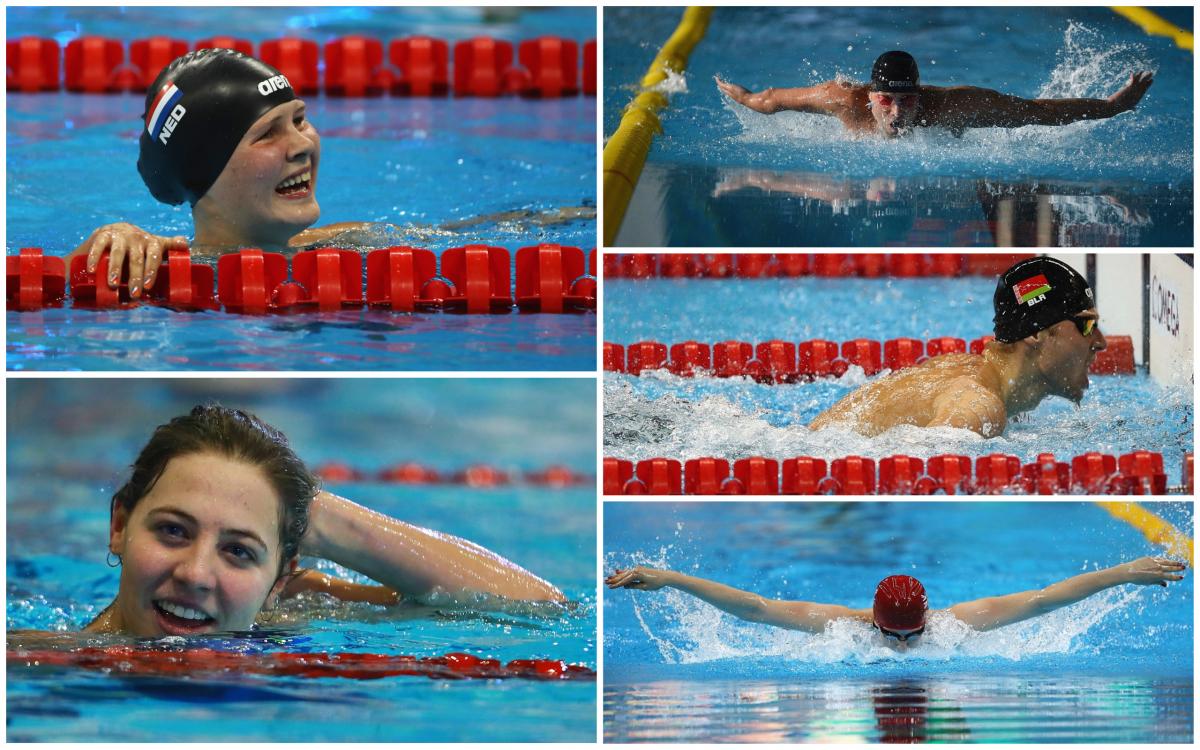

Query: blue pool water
[[605, 6, 1193, 247], [604, 275, 1194, 479], [7, 378, 596, 742], [604, 501, 1193, 742], [7, 6, 596, 371]]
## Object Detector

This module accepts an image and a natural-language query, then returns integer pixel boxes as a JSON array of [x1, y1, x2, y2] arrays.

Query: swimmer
[[607, 557, 1186, 648], [66, 48, 591, 299], [715, 50, 1153, 139], [69, 405, 562, 638], [808, 256, 1107, 438]]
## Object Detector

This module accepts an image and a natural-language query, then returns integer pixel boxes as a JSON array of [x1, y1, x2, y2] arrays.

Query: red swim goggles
[[873, 93, 919, 108]]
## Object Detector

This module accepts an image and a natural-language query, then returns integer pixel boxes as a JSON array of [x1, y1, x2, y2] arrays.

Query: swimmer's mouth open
[[275, 169, 312, 197], [153, 599, 217, 634]]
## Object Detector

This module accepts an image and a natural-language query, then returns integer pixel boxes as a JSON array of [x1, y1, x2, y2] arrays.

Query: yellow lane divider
[[1111, 7, 1193, 51], [603, 7, 713, 246], [1096, 501, 1193, 566]]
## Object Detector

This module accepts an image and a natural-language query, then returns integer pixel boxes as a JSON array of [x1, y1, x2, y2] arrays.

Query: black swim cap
[[993, 257, 1094, 343], [137, 48, 297, 206], [871, 51, 920, 93]]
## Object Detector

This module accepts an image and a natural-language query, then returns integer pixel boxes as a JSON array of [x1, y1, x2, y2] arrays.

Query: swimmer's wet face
[[193, 100, 321, 249], [1033, 309, 1107, 403], [868, 91, 920, 137], [109, 453, 287, 637], [875, 623, 924, 642]]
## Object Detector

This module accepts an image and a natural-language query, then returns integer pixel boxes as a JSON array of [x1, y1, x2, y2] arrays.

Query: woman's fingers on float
[[143, 238, 164, 289], [85, 230, 109, 274], [107, 234, 129, 288], [127, 243, 146, 297]]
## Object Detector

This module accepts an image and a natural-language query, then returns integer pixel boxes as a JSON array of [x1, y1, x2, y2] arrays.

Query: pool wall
[[1148, 254, 1192, 387]]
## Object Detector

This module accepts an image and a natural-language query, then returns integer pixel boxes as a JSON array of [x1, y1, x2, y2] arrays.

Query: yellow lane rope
[[1110, 7, 1193, 51], [603, 7, 713, 246], [1096, 501, 1193, 565]]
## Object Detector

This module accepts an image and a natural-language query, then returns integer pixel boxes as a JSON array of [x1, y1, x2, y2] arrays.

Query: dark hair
[[112, 404, 316, 574]]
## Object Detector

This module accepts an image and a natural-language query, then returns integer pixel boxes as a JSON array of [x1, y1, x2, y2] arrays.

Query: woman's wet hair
[[111, 404, 316, 574]]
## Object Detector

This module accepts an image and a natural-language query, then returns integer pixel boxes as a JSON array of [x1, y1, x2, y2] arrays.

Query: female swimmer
[[83, 404, 562, 637], [67, 48, 593, 301], [607, 559, 1185, 650]]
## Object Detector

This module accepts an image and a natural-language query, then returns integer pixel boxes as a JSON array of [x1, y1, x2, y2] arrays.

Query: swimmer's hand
[[1107, 71, 1153, 114], [606, 566, 673, 591], [70, 223, 188, 298], [714, 75, 749, 103], [1118, 556, 1186, 587]]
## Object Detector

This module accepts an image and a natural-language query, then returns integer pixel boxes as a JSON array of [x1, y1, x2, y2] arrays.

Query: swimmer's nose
[[1092, 325, 1107, 352], [285, 124, 318, 162], [173, 546, 217, 592]]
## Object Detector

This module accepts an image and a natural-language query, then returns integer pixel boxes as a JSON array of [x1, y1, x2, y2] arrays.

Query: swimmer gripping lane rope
[[603, 7, 713, 246], [1111, 7, 1193, 52], [7, 647, 595, 682]]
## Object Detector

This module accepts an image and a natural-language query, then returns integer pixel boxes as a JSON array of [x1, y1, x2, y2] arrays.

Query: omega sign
[[1150, 273, 1180, 337]]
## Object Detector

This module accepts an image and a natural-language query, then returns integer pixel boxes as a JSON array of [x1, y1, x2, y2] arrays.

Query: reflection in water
[[604, 675, 1191, 743], [618, 163, 1190, 247]]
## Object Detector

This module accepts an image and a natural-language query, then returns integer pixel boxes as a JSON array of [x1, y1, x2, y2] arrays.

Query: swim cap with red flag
[[873, 575, 928, 631]]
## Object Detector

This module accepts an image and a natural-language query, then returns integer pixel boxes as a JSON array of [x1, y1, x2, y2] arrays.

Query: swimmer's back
[[809, 353, 1002, 436]]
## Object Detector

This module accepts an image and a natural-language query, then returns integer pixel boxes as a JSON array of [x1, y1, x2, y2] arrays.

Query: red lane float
[[390, 36, 449, 96], [6, 248, 66, 310], [13, 34, 593, 97], [7, 37, 61, 92], [604, 253, 1040, 279], [8, 647, 595, 681], [606, 335, 1136, 378], [260, 38, 321, 94], [8, 245, 593, 314], [313, 461, 592, 487], [603, 450, 1184, 495]]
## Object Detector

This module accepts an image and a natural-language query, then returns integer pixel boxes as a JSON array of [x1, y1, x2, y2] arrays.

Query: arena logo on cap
[[257, 74, 292, 96], [146, 82, 186, 145], [1013, 274, 1052, 306]]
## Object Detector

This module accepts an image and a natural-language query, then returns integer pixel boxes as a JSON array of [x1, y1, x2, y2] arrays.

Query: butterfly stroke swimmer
[[715, 50, 1153, 139], [607, 557, 1185, 650]]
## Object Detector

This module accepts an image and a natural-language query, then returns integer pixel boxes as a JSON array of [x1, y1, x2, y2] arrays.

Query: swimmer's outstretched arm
[[299, 491, 565, 606], [940, 71, 1153, 129], [715, 75, 850, 116], [606, 566, 866, 632], [948, 556, 1186, 631], [67, 223, 188, 299]]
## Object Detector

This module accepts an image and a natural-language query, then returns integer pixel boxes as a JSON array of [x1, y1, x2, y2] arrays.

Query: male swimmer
[[809, 256, 1106, 438], [716, 50, 1153, 139], [607, 557, 1185, 649], [67, 48, 593, 299]]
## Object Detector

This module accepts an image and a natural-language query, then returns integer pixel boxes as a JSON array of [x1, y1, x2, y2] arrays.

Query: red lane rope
[[605, 335, 1136, 379], [8, 647, 595, 681], [7, 246, 597, 314], [8, 35, 597, 98], [604, 451, 1193, 496], [604, 253, 1036, 279]]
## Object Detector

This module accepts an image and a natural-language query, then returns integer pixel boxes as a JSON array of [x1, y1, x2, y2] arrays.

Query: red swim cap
[[873, 575, 928, 631]]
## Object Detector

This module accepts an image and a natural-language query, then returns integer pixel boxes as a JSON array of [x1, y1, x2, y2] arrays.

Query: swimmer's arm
[[606, 567, 862, 632], [715, 76, 848, 116], [926, 382, 1006, 438], [940, 72, 1153, 128], [949, 557, 1186, 631], [288, 222, 379, 247], [280, 568, 399, 605], [300, 491, 565, 606]]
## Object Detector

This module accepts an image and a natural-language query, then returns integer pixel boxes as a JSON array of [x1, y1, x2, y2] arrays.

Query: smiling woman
[[78, 404, 564, 638]]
